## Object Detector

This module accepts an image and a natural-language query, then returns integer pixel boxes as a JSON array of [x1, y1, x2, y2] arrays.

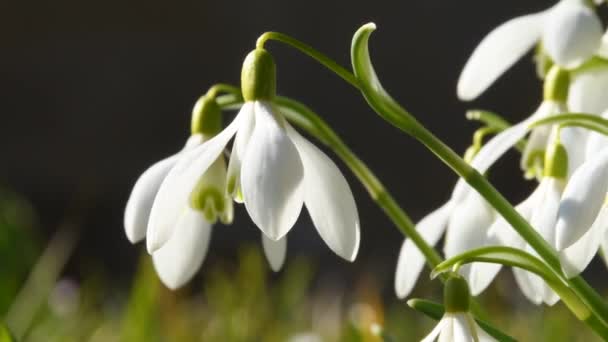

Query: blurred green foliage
[[0, 189, 604, 341]]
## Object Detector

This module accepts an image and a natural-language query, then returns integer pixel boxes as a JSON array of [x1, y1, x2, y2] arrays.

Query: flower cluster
[[395, 0, 608, 309], [124, 49, 360, 289]]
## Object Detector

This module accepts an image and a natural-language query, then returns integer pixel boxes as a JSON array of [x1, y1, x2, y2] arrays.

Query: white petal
[[542, 2, 603, 68], [468, 259, 502, 296], [598, 29, 608, 59], [226, 103, 255, 199], [556, 149, 608, 249], [262, 234, 287, 272], [457, 12, 544, 100], [152, 208, 212, 290], [520, 125, 552, 172], [394, 202, 453, 298], [488, 187, 541, 247], [124, 154, 179, 243], [513, 267, 543, 305], [444, 193, 495, 258], [525, 245, 560, 305], [286, 126, 360, 261], [559, 126, 589, 178], [560, 207, 608, 277], [568, 66, 608, 114], [530, 178, 563, 248], [421, 316, 449, 342], [474, 320, 498, 342], [241, 101, 304, 240], [146, 112, 242, 252], [586, 112, 608, 159], [452, 313, 475, 342], [450, 116, 535, 214]]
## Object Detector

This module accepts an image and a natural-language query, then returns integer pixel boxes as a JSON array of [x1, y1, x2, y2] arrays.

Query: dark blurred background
[[0, 0, 555, 289]]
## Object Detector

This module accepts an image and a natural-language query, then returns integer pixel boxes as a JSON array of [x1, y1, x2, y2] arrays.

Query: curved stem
[[256, 32, 360, 88]]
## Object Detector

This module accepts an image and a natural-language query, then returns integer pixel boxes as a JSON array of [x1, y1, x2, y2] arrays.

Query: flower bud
[[241, 48, 276, 102], [443, 274, 471, 313], [191, 95, 222, 137]]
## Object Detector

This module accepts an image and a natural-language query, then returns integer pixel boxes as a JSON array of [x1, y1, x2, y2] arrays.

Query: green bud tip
[[544, 141, 568, 179], [443, 274, 470, 313], [241, 48, 276, 102], [543, 66, 570, 103], [191, 95, 222, 136]]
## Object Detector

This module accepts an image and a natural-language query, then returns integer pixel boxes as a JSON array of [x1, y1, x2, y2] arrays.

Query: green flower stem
[[350, 25, 608, 327], [256, 32, 360, 88]]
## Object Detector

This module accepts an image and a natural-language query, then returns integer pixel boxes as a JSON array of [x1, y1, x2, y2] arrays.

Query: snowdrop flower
[[420, 275, 496, 342], [146, 48, 360, 264], [124, 95, 235, 289], [458, 0, 602, 101], [555, 148, 608, 277]]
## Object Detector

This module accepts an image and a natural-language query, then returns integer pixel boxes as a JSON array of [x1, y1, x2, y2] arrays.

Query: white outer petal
[[146, 113, 242, 252], [599, 29, 608, 59], [556, 149, 608, 250], [262, 234, 287, 272], [561, 207, 608, 278], [530, 178, 563, 248], [226, 103, 255, 199], [421, 315, 449, 342], [542, 1, 603, 68], [286, 126, 360, 261], [394, 202, 453, 299], [457, 12, 545, 100], [152, 208, 212, 290], [452, 313, 475, 342], [488, 186, 541, 247], [241, 102, 304, 240], [444, 193, 495, 258], [475, 320, 498, 342], [568, 66, 608, 114], [559, 126, 589, 178], [585, 111, 608, 159], [124, 154, 179, 243], [513, 267, 543, 305]]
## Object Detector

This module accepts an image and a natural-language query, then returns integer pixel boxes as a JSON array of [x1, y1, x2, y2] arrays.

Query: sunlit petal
[[457, 13, 544, 100], [262, 233, 287, 272], [561, 207, 608, 278], [241, 102, 304, 240], [152, 208, 212, 290], [395, 202, 453, 298]]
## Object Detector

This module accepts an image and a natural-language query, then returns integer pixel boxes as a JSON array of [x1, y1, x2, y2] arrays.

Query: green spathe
[[543, 66, 570, 102], [191, 95, 222, 136], [241, 48, 277, 102], [544, 141, 568, 179], [443, 274, 470, 313]]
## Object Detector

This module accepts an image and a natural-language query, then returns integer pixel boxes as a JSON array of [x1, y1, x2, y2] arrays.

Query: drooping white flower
[[421, 312, 496, 342], [421, 275, 496, 342], [124, 127, 236, 289], [458, 0, 603, 101], [148, 49, 360, 263]]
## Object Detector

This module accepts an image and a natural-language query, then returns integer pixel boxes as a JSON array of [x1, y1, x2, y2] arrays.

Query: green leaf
[[0, 322, 15, 342], [431, 246, 559, 285], [529, 113, 608, 136], [407, 299, 517, 342]]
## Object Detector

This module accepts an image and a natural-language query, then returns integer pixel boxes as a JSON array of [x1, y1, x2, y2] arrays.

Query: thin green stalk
[[256, 32, 360, 88]]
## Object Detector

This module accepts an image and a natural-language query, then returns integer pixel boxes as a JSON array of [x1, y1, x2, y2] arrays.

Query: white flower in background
[[555, 148, 608, 277], [458, 0, 603, 101], [422, 312, 495, 342], [568, 62, 608, 115], [146, 49, 360, 264], [421, 275, 496, 342]]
